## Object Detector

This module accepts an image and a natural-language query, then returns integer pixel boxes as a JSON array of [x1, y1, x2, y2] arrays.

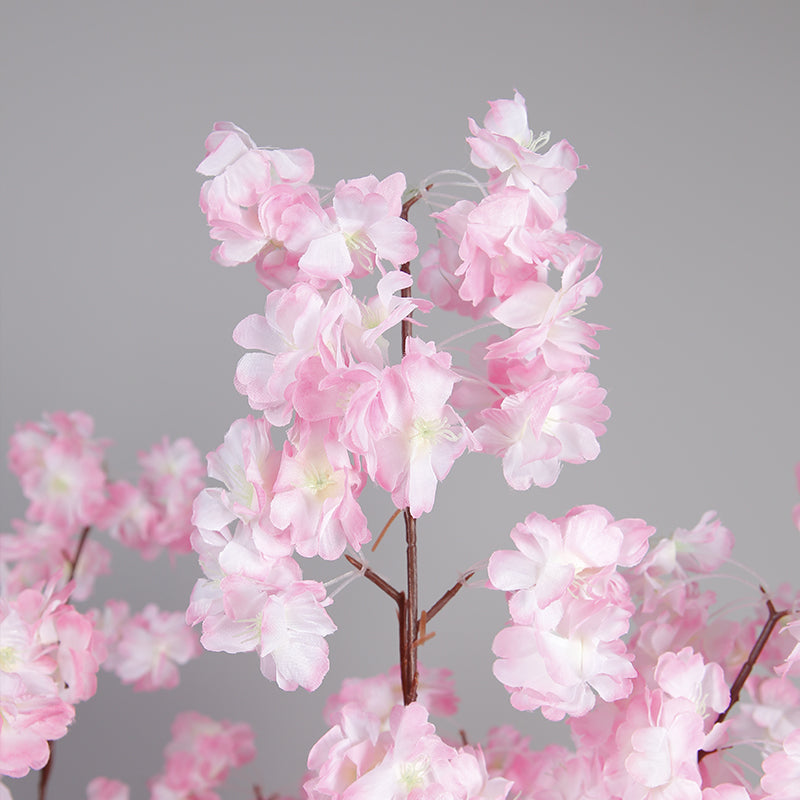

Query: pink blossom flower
[[761, 728, 800, 799], [270, 420, 370, 559], [454, 186, 563, 307], [198, 122, 315, 270], [475, 370, 609, 490], [701, 786, 752, 800], [365, 338, 474, 517], [0, 672, 74, 777], [149, 711, 256, 800], [671, 511, 733, 574], [468, 92, 580, 197], [9, 412, 109, 531], [86, 777, 130, 800], [187, 528, 336, 692], [137, 437, 205, 558], [99, 480, 161, 555], [233, 282, 326, 425], [493, 597, 636, 720], [0, 583, 104, 776], [624, 718, 704, 799], [307, 702, 506, 800], [653, 648, 729, 719], [486, 253, 603, 372], [488, 506, 652, 620], [104, 603, 200, 691], [1, 519, 109, 601], [279, 173, 418, 281], [418, 201, 498, 320], [257, 580, 337, 691], [734, 675, 800, 743], [193, 416, 290, 558], [775, 617, 800, 678]]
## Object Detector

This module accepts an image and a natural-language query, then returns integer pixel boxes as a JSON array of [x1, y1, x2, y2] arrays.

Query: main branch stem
[[397, 189, 425, 704], [402, 509, 419, 704]]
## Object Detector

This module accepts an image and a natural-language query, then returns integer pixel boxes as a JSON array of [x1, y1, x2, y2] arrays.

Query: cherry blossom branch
[[717, 595, 790, 725], [698, 592, 790, 762], [344, 554, 402, 605], [425, 570, 476, 622]]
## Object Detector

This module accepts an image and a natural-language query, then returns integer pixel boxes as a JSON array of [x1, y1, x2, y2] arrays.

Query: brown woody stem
[[401, 509, 419, 704], [372, 508, 403, 552], [698, 593, 790, 762], [426, 571, 475, 622], [345, 554, 402, 605], [66, 526, 91, 582]]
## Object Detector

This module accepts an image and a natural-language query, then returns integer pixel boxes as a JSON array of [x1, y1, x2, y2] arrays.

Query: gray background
[[3, 2, 799, 797]]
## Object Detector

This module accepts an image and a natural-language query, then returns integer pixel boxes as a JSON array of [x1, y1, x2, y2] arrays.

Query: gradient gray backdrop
[[3, 2, 799, 797]]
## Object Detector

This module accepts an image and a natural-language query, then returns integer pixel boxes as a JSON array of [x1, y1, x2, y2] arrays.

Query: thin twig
[[719, 598, 789, 725], [426, 571, 475, 622], [698, 592, 790, 762], [65, 526, 91, 582], [344, 554, 402, 605], [413, 631, 436, 648], [413, 609, 435, 648], [399, 185, 431, 357], [372, 508, 402, 552]]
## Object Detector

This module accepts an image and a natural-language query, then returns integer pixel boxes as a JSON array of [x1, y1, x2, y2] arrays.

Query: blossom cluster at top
[[189, 93, 610, 692]]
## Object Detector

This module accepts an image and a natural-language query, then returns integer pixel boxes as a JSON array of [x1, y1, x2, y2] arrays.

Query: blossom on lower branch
[[305, 701, 512, 800], [100, 601, 200, 691], [149, 711, 256, 800], [187, 522, 336, 691], [489, 505, 654, 720], [0, 582, 105, 777]]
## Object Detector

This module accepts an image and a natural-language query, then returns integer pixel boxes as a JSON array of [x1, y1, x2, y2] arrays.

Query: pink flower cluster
[[85, 711, 255, 800], [486, 503, 800, 798], [306, 701, 511, 800], [100, 601, 200, 691], [0, 582, 105, 777], [188, 94, 611, 697], [1, 413, 205, 782], [198, 123, 416, 286], [101, 436, 205, 559], [489, 504, 654, 719], [4, 412, 112, 599], [148, 712, 255, 800], [195, 91, 607, 529]]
